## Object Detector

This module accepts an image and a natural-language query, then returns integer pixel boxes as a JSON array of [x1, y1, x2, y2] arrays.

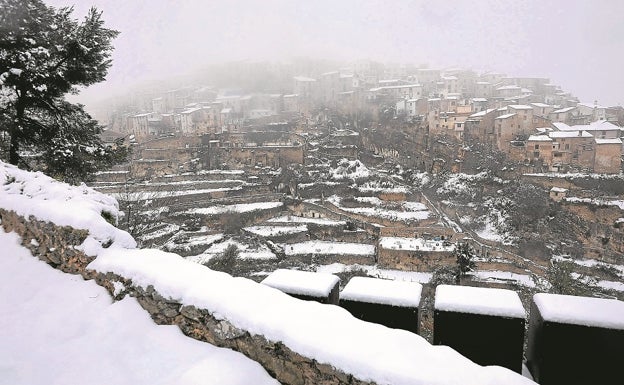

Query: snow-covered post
[[434, 285, 526, 373], [340, 277, 422, 334], [526, 293, 624, 385], [261, 269, 340, 304]]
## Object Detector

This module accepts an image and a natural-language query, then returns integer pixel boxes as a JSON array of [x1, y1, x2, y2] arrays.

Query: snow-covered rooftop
[[496, 113, 516, 120], [559, 120, 622, 132], [508, 104, 533, 110], [497, 85, 521, 90], [533, 293, 624, 330], [469, 108, 496, 118], [528, 135, 552, 142], [261, 269, 339, 297], [435, 285, 526, 319], [552, 106, 576, 114], [341, 277, 422, 307], [595, 138, 622, 145], [548, 130, 593, 138]]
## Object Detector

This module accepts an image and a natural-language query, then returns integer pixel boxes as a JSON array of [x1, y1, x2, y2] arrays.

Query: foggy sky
[[45, 0, 624, 107]]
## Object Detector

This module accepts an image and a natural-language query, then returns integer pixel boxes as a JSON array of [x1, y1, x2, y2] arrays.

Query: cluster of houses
[[109, 60, 624, 174]]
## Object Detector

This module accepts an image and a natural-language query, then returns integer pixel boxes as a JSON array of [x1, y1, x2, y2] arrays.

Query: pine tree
[[453, 242, 476, 284], [0, 0, 125, 183]]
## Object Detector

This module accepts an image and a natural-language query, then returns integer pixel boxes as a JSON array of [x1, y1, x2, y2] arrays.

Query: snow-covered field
[[315, 263, 433, 284], [0, 230, 279, 385], [244, 225, 308, 237], [472, 270, 536, 288], [267, 215, 347, 226], [328, 195, 430, 222], [187, 238, 277, 263], [379, 237, 455, 252], [281, 241, 375, 256], [186, 201, 283, 215]]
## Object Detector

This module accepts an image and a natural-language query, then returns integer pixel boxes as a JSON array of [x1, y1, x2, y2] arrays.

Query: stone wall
[[0, 208, 374, 385]]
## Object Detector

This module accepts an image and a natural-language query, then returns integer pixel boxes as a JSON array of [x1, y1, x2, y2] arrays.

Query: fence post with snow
[[261, 269, 340, 304], [526, 293, 624, 385], [434, 285, 526, 373], [339, 277, 422, 334]]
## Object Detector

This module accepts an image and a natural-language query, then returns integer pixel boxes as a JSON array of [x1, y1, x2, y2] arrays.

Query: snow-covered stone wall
[[0, 161, 535, 385], [0, 209, 374, 385]]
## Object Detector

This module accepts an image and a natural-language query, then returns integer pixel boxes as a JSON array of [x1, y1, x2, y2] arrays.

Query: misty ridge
[[43, 0, 622, 111]]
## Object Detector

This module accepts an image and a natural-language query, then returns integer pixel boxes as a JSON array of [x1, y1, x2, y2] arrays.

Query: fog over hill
[[45, 0, 624, 108]]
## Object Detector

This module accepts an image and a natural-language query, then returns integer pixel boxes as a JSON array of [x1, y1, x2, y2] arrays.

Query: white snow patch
[[473, 270, 536, 288], [340, 277, 422, 307], [533, 293, 624, 329], [267, 215, 347, 226], [435, 285, 526, 318], [281, 241, 375, 256], [379, 237, 455, 252], [262, 269, 339, 297], [0, 161, 135, 250], [187, 201, 283, 215], [244, 225, 307, 236]]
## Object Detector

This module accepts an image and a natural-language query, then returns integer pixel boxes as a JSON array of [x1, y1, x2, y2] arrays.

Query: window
[[565, 144, 570, 150], [535, 144, 540, 150]]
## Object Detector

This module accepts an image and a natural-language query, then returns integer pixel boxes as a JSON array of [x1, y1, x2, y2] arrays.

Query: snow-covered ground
[[379, 237, 455, 252], [281, 240, 375, 256], [565, 196, 624, 210], [472, 270, 536, 288], [187, 237, 277, 263], [186, 201, 283, 215], [316, 263, 433, 284], [267, 215, 347, 226], [328, 195, 430, 222], [0, 230, 279, 385], [244, 225, 308, 237]]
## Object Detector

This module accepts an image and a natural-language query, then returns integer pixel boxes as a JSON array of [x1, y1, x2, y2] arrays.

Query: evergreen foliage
[[204, 244, 239, 274], [0, 0, 125, 183], [453, 242, 476, 284]]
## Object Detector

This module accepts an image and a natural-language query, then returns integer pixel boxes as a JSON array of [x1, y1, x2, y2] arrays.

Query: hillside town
[[100, 60, 624, 178]]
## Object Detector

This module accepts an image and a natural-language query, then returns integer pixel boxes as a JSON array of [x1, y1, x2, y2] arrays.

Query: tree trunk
[[9, 130, 20, 165], [9, 99, 25, 165]]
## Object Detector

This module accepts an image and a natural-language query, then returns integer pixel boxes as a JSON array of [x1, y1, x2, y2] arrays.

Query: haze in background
[[45, 0, 624, 107]]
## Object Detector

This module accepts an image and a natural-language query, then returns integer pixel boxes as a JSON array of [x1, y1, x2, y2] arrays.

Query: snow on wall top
[[379, 237, 455, 252], [89, 249, 534, 385], [435, 285, 526, 319], [261, 269, 339, 297], [533, 293, 624, 330], [0, 161, 135, 250], [340, 277, 422, 307]]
